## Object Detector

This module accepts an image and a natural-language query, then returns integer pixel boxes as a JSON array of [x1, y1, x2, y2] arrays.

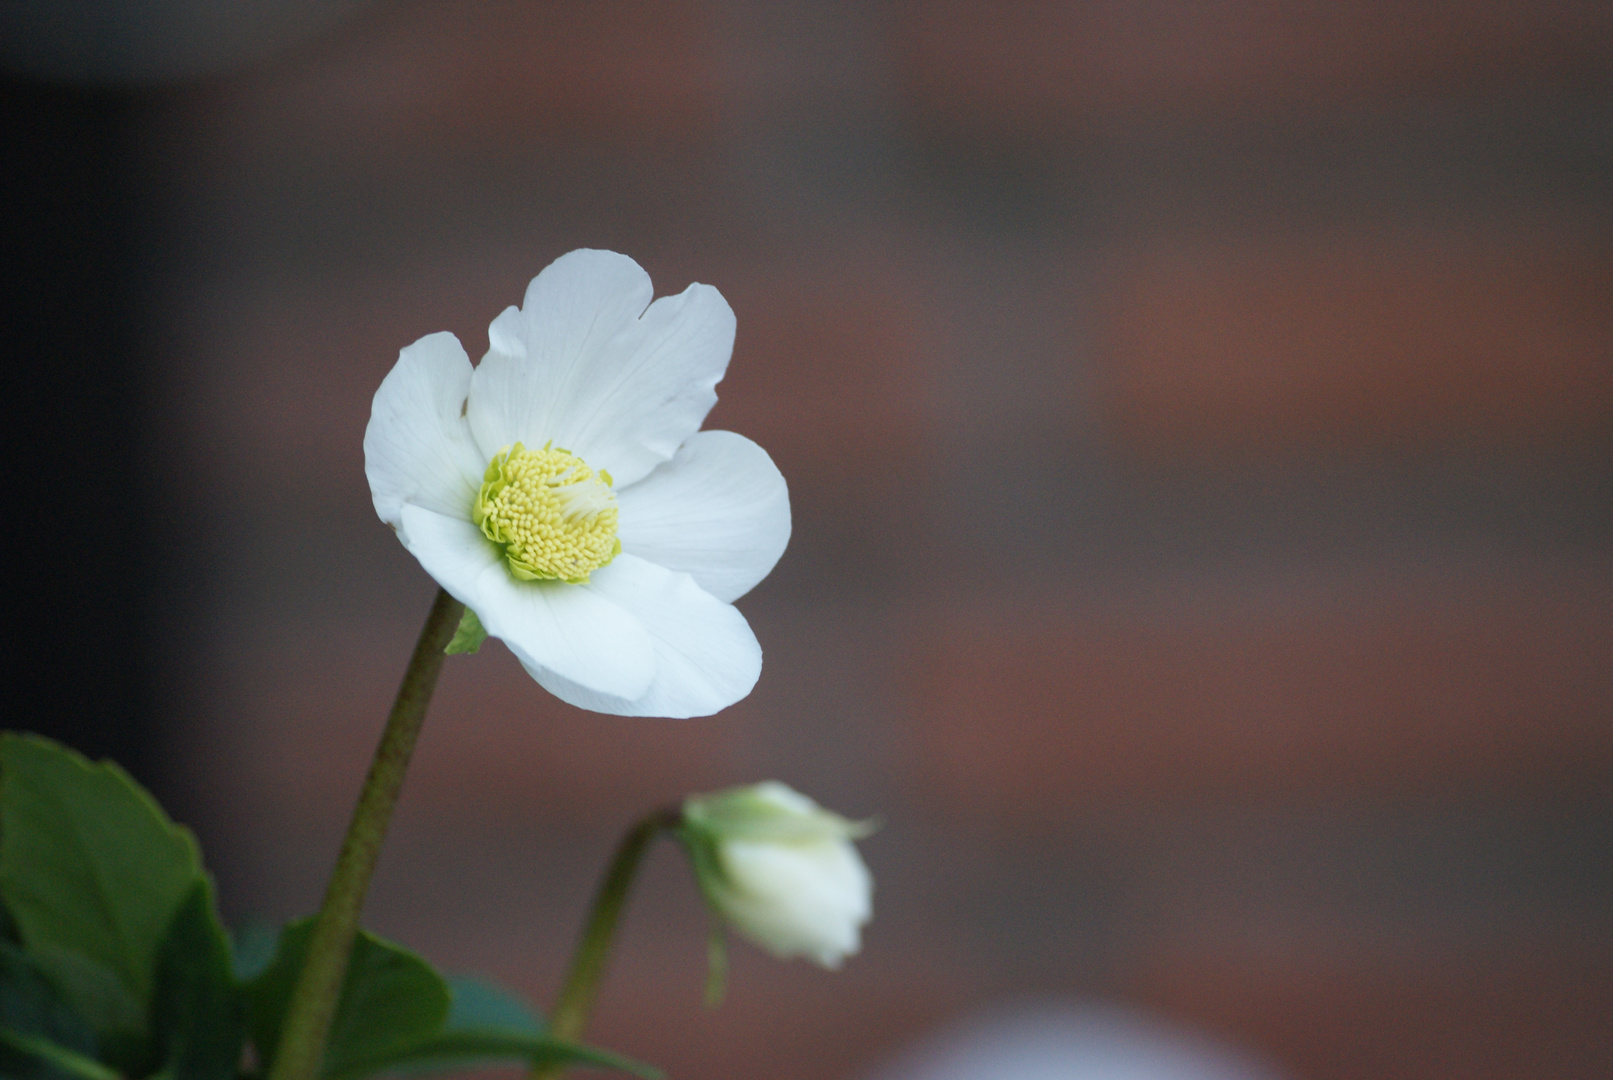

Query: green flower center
[[472, 442, 621, 583]]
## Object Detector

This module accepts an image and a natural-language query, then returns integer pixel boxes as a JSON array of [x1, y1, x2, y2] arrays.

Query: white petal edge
[[526, 554, 762, 718], [364, 332, 486, 524], [550, 279, 735, 487], [616, 430, 791, 603], [466, 250, 654, 460], [466, 249, 736, 487], [397, 505, 656, 701]]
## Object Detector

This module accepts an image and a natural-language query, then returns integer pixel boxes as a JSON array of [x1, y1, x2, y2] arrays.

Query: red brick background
[[137, 2, 1613, 1077]]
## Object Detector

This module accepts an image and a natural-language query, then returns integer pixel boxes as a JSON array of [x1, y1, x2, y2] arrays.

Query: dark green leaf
[[246, 919, 450, 1078], [324, 1025, 660, 1080], [0, 733, 205, 1045], [328, 976, 657, 1080], [18, 946, 141, 1038], [0, 940, 96, 1049], [442, 976, 543, 1033], [0, 1030, 119, 1080], [231, 922, 279, 984], [152, 880, 244, 1080], [0, 938, 99, 1080], [247, 929, 656, 1080], [444, 609, 487, 655]]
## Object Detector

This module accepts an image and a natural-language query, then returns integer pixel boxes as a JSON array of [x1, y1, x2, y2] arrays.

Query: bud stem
[[266, 587, 464, 1080], [530, 806, 682, 1080]]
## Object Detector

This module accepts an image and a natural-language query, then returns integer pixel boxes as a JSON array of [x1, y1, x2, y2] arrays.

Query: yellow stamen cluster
[[473, 442, 620, 583]]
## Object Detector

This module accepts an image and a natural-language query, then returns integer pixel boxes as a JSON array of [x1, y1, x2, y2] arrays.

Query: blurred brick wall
[[145, 1, 1613, 1078]]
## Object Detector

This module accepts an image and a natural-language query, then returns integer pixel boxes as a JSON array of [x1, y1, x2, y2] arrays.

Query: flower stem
[[529, 806, 682, 1080], [266, 587, 465, 1080]]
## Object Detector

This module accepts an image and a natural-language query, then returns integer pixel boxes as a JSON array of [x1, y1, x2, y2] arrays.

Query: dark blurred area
[[3, 2, 1612, 1078], [0, 77, 160, 789]]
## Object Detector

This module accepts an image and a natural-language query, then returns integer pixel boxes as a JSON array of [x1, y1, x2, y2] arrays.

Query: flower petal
[[466, 249, 736, 486], [394, 503, 503, 611], [553, 280, 735, 486], [467, 251, 652, 459], [717, 837, 871, 967], [616, 430, 790, 603], [364, 332, 485, 524], [397, 505, 656, 701], [526, 554, 762, 718]]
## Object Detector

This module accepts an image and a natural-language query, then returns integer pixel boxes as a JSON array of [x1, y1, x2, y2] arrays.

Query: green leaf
[[0, 733, 206, 1054], [231, 921, 279, 984], [0, 941, 98, 1047], [442, 976, 544, 1032], [0, 1030, 119, 1080], [0, 938, 100, 1080], [151, 881, 244, 1080], [246, 919, 450, 1078], [19, 946, 143, 1052], [329, 976, 659, 1080], [247, 928, 658, 1080], [444, 609, 487, 655], [329, 1029, 661, 1080]]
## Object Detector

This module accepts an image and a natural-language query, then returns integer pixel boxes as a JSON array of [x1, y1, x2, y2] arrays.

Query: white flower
[[363, 249, 790, 718], [682, 781, 874, 969]]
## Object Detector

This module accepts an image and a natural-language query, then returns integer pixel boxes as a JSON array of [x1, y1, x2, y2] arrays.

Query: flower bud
[[680, 781, 874, 969]]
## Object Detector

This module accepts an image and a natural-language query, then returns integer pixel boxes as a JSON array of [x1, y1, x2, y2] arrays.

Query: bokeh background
[[4, 2, 1613, 1077]]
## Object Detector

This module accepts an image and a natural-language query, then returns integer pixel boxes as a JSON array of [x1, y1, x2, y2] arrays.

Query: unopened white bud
[[681, 781, 874, 969]]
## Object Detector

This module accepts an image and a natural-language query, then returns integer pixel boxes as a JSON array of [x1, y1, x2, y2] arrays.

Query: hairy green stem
[[266, 587, 464, 1080], [529, 806, 682, 1080]]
